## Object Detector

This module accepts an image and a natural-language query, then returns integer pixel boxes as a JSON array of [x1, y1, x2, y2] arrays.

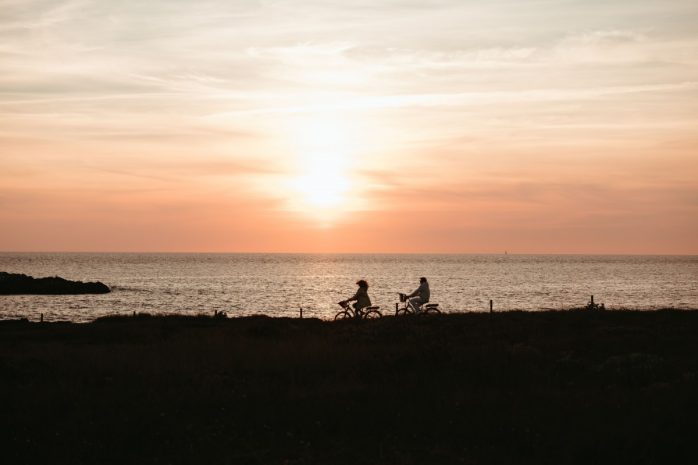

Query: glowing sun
[[286, 115, 360, 219], [292, 155, 350, 208]]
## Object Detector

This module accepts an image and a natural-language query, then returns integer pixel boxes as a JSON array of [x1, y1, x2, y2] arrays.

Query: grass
[[1, 310, 697, 464]]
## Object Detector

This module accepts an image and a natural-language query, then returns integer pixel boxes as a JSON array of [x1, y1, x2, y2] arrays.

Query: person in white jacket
[[405, 277, 430, 314]]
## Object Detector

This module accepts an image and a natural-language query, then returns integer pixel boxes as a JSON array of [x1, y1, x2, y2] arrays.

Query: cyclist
[[339, 279, 371, 319], [405, 277, 430, 314]]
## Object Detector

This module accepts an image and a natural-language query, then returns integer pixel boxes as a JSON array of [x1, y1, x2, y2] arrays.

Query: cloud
[[209, 81, 698, 116], [0, 0, 88, 32], [562, 29, 646, 46]]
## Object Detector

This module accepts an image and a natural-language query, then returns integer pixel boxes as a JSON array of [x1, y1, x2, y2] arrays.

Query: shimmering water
[[1, 253, 696, 322]]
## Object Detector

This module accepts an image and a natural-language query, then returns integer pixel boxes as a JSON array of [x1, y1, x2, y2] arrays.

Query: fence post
[[590, 295, 594, 306], [299, 307, 303, 319], [40, 313, 43, 323], [489, 300, 493, 313]]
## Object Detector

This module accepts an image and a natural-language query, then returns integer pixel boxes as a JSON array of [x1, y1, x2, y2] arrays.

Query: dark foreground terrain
[[1, 311, 697, 464]]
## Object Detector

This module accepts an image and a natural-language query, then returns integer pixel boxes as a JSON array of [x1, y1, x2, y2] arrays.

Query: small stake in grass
[[299, 307, 303, 319], [40, 313, 43, 323], [490, 300, 493, 313]]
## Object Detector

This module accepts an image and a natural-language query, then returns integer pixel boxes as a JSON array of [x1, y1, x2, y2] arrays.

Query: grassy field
[[1, 310, 697, 464]]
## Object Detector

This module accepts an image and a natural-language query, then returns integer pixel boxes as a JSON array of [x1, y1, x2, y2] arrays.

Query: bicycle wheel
[[334, 310, 352, 320], [395, 308, 411, 316], [423, 306, 441, 315], [363, 309, 382, 319]]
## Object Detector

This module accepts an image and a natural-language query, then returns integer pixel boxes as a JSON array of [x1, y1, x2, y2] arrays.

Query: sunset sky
[[1, 0, 697, 253]]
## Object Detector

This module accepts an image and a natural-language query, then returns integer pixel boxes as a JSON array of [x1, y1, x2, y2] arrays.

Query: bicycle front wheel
[[334, 310, 353, 320], [395, 308, 410, 316]]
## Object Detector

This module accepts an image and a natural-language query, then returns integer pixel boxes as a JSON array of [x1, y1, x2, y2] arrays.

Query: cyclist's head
[[420, 277, 427, 283], [356, 279, 369, 289]]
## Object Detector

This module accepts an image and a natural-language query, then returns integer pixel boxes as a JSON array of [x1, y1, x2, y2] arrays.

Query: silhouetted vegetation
[[0, 271, 110, 294], [1, 311, 697, 464]]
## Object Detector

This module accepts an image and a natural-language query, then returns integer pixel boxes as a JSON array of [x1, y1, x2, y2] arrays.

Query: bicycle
[[395, 293, 441, 316], [334, 301, 382, 320]]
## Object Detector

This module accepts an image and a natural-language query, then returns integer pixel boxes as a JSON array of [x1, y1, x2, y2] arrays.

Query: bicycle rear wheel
[[423, 306, 441, 315]]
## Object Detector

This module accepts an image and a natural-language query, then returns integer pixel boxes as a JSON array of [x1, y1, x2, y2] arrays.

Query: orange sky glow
[[1, 0, 697, 253]]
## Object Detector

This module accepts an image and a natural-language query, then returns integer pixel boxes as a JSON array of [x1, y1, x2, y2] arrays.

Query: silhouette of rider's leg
[[408, 297, 424, 314], [353, 302, 361, 319]]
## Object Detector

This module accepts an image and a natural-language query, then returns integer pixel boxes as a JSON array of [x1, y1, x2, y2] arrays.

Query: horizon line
[[1, 251, 696, 256]]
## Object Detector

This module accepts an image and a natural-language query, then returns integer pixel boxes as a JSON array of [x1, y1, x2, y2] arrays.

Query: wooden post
[[395, 302, 398, 314], [590, 295, 594, 306], [487, 300, 493, 336], [299, 307, 303, 319], [133, 311, 136, 317], [40, 313, 43, 323]]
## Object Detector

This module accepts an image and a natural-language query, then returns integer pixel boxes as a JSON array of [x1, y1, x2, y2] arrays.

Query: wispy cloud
[[208, 81, 698, 117]]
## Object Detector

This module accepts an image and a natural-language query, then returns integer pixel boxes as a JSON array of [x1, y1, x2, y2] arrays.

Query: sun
[[292, 155, 350, 208], [286, 115, 361, 220]]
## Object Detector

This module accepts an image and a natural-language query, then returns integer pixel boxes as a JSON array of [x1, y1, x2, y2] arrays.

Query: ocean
[[1, 253, 697, 322]]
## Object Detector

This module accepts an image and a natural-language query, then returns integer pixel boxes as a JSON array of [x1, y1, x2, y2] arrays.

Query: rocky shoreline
[[0, 271, 110, 295]]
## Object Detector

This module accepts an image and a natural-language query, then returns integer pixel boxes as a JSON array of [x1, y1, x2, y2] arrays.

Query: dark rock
[[0, 272, 110, 295]]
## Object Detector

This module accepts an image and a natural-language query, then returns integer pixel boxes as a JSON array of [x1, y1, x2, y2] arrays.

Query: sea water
[[1, 253, 696, 322]]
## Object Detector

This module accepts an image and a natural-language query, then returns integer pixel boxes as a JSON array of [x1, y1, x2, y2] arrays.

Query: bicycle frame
[[396, 293, 440, 316], [335, 301, 382, 320]]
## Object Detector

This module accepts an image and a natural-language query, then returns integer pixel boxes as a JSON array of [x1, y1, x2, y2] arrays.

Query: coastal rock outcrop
[[0, 272, 110, 295]]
